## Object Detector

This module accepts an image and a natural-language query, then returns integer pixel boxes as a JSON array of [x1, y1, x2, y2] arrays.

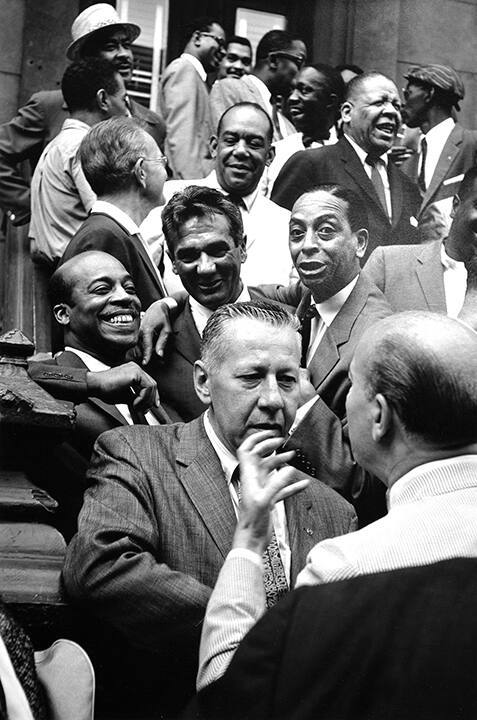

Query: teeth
[[106, 314, 134, 324]]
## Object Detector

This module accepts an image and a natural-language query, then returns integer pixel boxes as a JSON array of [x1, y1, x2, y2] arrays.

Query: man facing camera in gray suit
[[63, 300, 356, 718], [363, 166, 477, 317]]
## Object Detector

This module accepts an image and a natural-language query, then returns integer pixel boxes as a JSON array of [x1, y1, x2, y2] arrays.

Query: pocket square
[[443, 174, 464, 186]]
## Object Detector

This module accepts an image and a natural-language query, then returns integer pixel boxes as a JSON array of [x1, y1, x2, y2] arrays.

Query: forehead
[[220, 107, 270, 139], [226, 42, 251, 58], [210, 22, 226, 38], [176, 212, 233, 243], [353, 76, 399, 102], [97, 28, 130, 46], [69, 255, 130, 289], [297, 67, 327, 88], [291, 191, 350, 223], [219, 317, 300, 364]]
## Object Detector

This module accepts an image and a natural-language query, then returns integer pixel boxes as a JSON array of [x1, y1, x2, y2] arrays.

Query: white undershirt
[[64, 347, 159, 425], [345, 135, 392, 219], [420, 118, 455, 189], [441, 241, 467, 318], [203, 410, 291, 582]]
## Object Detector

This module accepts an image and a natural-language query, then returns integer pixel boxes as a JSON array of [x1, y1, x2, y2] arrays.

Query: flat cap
[[404, 64, 465, 106]]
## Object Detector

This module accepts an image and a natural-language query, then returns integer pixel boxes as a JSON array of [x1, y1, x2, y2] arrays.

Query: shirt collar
[[91, 200, 140, 236], [189, 285, 250, 336], [64, 347, 109, 372], [208, 170, 260, 212], [388, 455, 477, 508], [247, 75, 272, 105], [61, 118, 91, 132], [181, 53, 207, 82], [203, 409, 238, 484], [312, 275, 359, 327], [344, 134, 388, 167], [424, 117, 455, 144]]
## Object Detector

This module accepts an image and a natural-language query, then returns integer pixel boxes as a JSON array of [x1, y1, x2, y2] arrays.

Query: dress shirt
[[306, 275, 359, 365], [30, 118, 95, 262], [420, 118, 455, 189], [203, 410, 291, 582], [189, 285, 250, 337], [91, 200, 167, 295], [64, 347, 159, 426], [197, 453, 477, 690], [345, 134, 392, 219], [180, 53, 207, 82], [441, 241, 467, 318]]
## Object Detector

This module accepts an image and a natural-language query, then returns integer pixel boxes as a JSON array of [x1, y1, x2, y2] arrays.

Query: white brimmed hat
[[66, 3, 140, 60]]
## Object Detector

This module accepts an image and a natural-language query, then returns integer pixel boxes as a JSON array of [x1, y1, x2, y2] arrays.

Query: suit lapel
[[296, 290, 340, 387], [421, 125, 462, 211], [172, 301, 202, 365], [415, 241, 447, 312], [55, 351, 127, 426], [285, 480, 319, 586], [388, 161, 404, 228], [130, 232, 165, 296], [340, 138, 391, 225], [176, 416, 237, 559]]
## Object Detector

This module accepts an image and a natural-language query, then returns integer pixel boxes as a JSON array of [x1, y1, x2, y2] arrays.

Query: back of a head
[[255, 29, 294, 64], [183, 16, 220, 43], [201, 300, 300, 372], [364, 312, 477, 448], [80, 116, 149, 196], [162, 185, 244, 257], [62, 58, 120, 114], [311, 63, 346, 106]]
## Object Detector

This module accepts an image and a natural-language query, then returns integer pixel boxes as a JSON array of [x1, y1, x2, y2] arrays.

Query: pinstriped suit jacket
[[63, 414, 355, 702]]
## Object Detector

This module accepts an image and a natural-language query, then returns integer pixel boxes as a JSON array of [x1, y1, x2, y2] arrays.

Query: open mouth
[[288, 106, 303, 117], [298, 260, 326, 274], [375, 122, 396, 138], [101, 312, 137, 326]]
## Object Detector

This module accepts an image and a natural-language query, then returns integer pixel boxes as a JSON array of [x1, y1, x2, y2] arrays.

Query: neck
[[69, 109, 101, 126], [385, 442, 477, 489], [184, 43, 204, 66], [309, 271, 359, 304], [98, 191, 150, 227], [422, 107, 452, 134]]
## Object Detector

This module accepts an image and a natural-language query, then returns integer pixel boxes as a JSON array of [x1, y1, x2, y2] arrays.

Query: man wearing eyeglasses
[[160, 17, 226, 180], [60, 117, 169, 309], [210, 30, 305, 143]]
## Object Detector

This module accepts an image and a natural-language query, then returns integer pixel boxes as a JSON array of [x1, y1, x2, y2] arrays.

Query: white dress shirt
[[306, 275, 359, 365], [189, 285, 250, 337], [203, 409, 291, 582], [345, 134, 392, 219], [420, 117, 455, 189], [64, 347, 159, 426], [441, 241, 467, 318]]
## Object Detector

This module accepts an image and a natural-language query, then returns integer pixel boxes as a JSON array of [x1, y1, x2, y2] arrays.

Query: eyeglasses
[[200, 32, 226, 49], [270, 52, 305, 70], [141, 155, 168, 167]]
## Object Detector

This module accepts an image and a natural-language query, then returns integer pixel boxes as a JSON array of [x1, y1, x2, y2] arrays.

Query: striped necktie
[[231, 467, 288, 608]]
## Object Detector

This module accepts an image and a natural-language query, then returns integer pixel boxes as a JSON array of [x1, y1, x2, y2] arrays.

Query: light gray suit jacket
[[363, 240, 446, 313], [160, 56, 214, 179]]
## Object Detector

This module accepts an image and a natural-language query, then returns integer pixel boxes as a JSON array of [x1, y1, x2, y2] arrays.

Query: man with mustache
[[0, 3, 166, 227], [271, 72, 421, 261], [160, 16, 226, 179]]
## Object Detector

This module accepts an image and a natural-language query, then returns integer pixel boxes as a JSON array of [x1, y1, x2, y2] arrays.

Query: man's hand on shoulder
[[233, 431, 308, 556], [139, 293, 187, 364], [86, 362, 159, 412]]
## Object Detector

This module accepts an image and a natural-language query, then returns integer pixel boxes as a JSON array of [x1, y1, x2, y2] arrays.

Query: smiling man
[[143, 102, 292, 287], [217, 36, 252, 80], [63, 299, 355, 717], [271, 71, 421, 260]]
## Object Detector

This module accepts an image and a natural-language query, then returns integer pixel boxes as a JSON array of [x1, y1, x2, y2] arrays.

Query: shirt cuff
[[227, 547, 263, 568]]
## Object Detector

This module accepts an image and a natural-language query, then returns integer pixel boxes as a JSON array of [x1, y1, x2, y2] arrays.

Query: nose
[[288, 87, 299, 103], [197, 253, 216, 274], [232, 138, 249, 157], [301, 226, 321, 254], [111, 283, 134, 304], [258, 376, 284, 412]]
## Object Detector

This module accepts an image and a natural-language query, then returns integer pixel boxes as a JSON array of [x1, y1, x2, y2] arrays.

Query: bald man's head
[[354, 312, 477, 448]]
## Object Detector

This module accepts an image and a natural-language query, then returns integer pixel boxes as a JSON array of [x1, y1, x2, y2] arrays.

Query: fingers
[[154, 326, 171, 360], [139, 326, 153, 366], [139, 300, 173, 365], [130, 367, 160, 411]]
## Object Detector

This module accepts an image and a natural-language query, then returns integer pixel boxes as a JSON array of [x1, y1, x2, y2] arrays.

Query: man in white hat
[[0, 3, 166, 227]]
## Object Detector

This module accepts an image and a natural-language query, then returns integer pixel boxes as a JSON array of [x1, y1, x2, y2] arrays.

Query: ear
[[268, 52, 279, 70], [96, 88, 108, 114], [371, 393, 392, 443], [265, 144, 275, 167], [133, 157, 147, 189], [327, 92, 338, 111], [53, 303, 71, 326], [451, 194, 460, 219], [209, 135, 218, 159], [341, 99, 352, 126], [193, 360, 212, 406], [355, 228, 369, 259], [193, 30, 202, 46], [238, 234, 247, 263]]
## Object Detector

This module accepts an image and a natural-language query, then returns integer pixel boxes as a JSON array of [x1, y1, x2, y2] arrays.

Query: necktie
[[300, 305, 319, 367], [365, 155, 389, 217], [231, 467, 288, 608], [418, 137, 427, 195]]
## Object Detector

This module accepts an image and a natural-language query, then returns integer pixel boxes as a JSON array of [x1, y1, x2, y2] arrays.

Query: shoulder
[[129, 99, 163, 127], [162, 57, 198, 81], [94, 421, 187, 462]]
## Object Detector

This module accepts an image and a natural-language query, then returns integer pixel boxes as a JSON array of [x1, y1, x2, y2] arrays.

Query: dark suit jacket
[[63, 415, 356, 714], [197, 558, 477, 720], [363, 240, 446, 313], [401, 124, 477, 219], [0, 89, 165, 223], [149, 288, 272, 423], [271, 136, 421, 261], [60, 212, 165, 309]]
